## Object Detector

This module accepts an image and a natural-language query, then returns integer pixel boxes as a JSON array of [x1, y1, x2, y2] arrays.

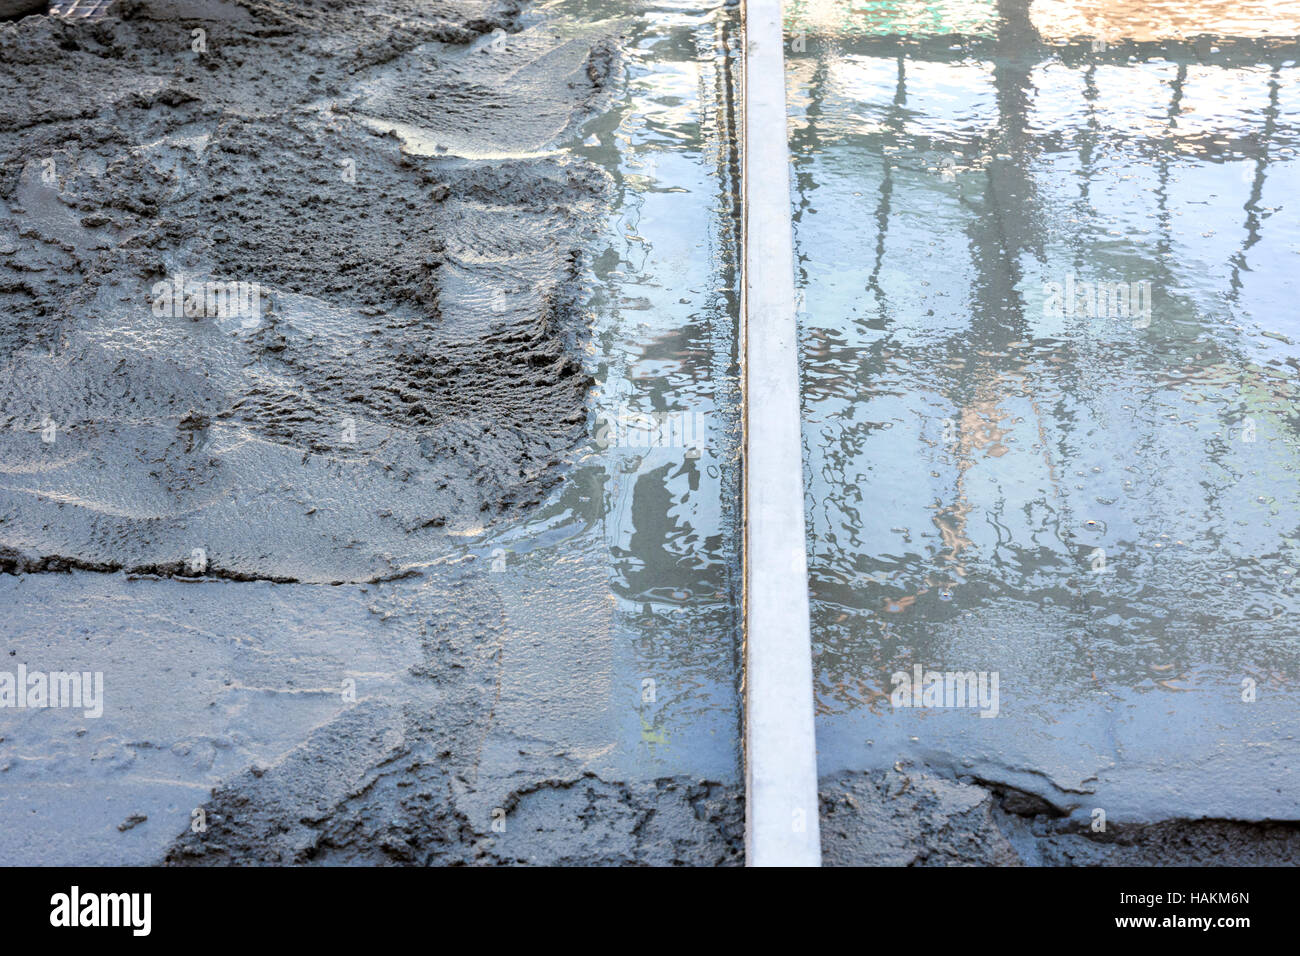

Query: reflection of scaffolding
[[791, 0, 1300, 635], [792, 31, 1300, 69], [791, 0, 1296, 347]]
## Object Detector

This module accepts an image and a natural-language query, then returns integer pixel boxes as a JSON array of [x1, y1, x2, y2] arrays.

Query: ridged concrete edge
[[741, 0, 822, 867]]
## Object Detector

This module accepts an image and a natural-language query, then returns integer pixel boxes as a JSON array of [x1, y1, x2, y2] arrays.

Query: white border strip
[[741, 0, 822, 866]]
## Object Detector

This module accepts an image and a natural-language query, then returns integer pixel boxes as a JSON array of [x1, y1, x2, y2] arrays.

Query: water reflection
[[467, 0, 743, 780], [789, 0, 1300, 806]]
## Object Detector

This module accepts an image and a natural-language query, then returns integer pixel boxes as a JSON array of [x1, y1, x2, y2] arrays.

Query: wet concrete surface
[[7, 0, 1291, 868], [0, 0, 745, 865], [790, 1, 1300, 862], [0, 0, 610, 582], [821, 768, 1300, 866]]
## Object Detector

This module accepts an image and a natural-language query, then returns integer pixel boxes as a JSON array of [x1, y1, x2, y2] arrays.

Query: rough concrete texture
[[821, 769, 1300, 866], [0, 0, 621, 583], [169, 761, 743, 865], [0, 0, 742, 865]]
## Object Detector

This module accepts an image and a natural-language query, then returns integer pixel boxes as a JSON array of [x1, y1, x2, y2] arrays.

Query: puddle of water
[[788, 0, 1300, 820], [454, 0, 744, 786]]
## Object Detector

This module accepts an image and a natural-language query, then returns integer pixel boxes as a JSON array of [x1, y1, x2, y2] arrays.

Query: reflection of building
[[1030, 0, 1300, 42], [785, 0, 1300, 41]]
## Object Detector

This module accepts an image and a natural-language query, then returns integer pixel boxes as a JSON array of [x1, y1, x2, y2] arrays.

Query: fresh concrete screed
[[741, 0, 822, 866]]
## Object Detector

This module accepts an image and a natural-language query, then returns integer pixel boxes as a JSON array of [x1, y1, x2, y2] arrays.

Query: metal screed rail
[[741, 0, 822, 867]]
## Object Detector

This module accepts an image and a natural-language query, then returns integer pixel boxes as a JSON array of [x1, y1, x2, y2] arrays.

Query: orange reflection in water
[[1032, 0, 1300, 42]]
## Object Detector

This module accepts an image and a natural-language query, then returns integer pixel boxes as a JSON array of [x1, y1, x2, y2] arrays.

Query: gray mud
[[0, 0, 614, 582], [822, 770, 1300, 866], [0, 0, 742, 865]]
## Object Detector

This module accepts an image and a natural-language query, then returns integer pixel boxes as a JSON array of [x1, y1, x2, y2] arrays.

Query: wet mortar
[[0, 0, 744, 865]]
